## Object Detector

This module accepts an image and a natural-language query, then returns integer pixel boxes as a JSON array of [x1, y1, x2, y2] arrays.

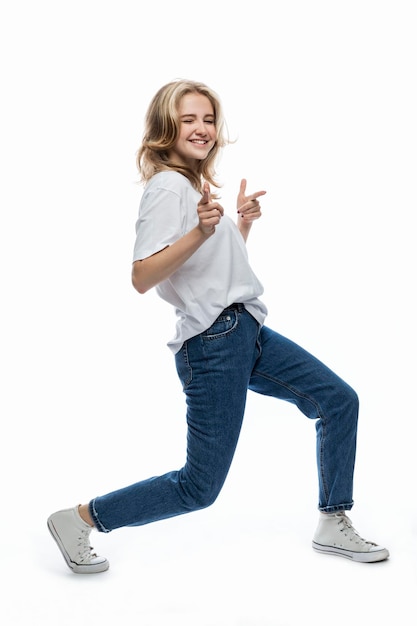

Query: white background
[[1, 1, 416, 624]]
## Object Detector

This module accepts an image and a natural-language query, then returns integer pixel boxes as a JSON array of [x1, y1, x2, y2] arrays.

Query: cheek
[[176, 134, 189, 149]]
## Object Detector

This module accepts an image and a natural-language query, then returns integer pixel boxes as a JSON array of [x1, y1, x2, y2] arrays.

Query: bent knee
[[187, 488, 220, 511], [180, 476, 222, 511], [333, 381, 359, 418]]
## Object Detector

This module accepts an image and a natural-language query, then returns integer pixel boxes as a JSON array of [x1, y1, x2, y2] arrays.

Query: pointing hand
[[197, 182, 224, 236], [237, 179, 266, 223]]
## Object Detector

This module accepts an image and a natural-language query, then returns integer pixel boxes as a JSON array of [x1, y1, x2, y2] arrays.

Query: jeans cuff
[[89, 498, 111, 533], [319, 501, 354, 513]]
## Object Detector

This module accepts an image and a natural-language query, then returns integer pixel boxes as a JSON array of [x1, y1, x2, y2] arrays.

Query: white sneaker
[[312, 511, 389, 563], [47, 506, 109, 574]]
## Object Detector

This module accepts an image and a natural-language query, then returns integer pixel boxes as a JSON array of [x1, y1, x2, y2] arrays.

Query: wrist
[[196, 224, 215, 239]]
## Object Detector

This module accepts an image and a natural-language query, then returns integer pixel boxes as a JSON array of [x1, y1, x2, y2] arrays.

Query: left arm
[[236, 178, 266, 242]]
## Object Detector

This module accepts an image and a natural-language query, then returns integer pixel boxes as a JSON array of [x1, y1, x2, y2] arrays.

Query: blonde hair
[[136, 79, 229, 194]]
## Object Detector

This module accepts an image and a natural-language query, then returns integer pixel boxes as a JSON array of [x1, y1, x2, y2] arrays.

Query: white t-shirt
[[133, 171, 268, 353]]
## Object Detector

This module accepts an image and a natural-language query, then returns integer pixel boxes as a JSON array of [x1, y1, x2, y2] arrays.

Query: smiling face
[[167, 92, 217, 168]]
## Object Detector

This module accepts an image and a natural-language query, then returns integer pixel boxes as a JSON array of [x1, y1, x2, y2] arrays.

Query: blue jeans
[[90, 304, 358, 532]]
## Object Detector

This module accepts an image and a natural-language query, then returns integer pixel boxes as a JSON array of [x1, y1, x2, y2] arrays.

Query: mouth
[[189, 139, 209, 145]]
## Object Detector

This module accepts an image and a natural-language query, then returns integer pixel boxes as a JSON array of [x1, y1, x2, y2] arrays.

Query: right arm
[[132, 183, 223, 294]]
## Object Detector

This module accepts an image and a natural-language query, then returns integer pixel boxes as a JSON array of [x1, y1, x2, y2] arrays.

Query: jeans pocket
[[203, 309, 239, 340]]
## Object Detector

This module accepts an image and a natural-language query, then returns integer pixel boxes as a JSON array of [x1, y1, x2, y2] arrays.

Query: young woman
[[47, 79, 389, 573]]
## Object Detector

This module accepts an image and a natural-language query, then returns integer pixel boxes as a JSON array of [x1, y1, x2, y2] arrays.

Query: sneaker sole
[[312, 541, 389, 563], [47, 517, 110, 574]]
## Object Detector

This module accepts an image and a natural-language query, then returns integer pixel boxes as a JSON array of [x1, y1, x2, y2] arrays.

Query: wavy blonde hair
[[136, 79, 229, 194]]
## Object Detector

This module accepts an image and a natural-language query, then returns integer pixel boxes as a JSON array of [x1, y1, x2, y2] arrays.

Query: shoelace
[[76, 527, 98, 562], [336, 514, 377, 547]]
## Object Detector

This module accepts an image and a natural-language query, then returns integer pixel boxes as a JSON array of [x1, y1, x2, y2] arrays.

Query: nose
[[195, 119, 207, 135]]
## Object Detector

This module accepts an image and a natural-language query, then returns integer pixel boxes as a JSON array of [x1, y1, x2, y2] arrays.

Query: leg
[[47, 306, 260, 572], [248, 325, 388, 562], [249, 325, 358, 512]]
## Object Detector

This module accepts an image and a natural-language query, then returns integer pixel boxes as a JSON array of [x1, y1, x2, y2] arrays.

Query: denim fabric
[[89, 305, 358, 532]]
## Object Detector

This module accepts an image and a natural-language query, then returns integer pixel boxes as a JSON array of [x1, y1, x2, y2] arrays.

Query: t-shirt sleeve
[[132, 186, 183, 262]]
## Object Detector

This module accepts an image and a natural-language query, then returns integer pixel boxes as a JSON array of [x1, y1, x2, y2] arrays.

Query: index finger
[[250, 190, 267, 200], [199, 182, 211, 205]]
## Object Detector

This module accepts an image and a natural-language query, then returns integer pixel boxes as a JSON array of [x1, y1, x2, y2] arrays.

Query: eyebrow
[[179, 114, 215, 119]]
